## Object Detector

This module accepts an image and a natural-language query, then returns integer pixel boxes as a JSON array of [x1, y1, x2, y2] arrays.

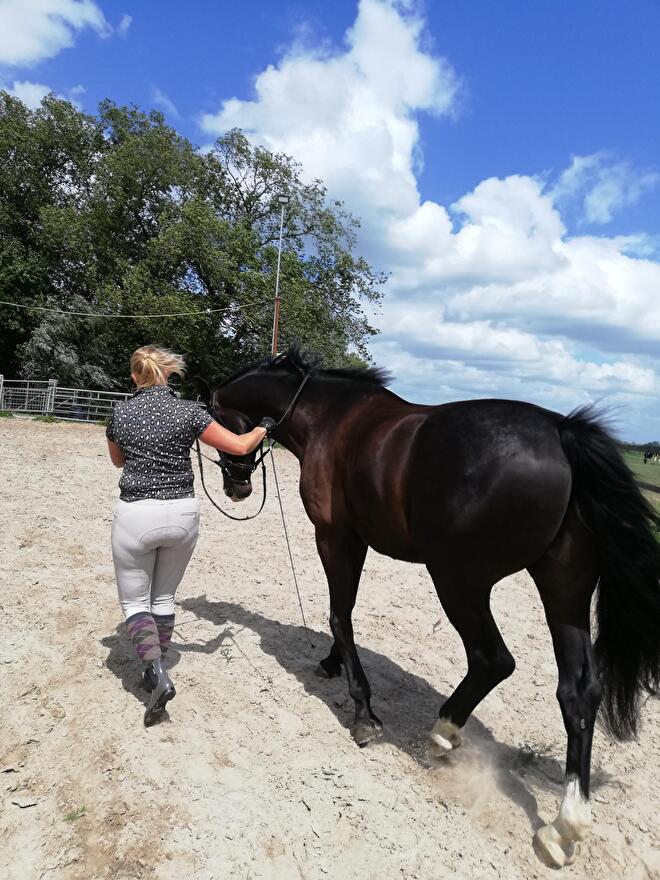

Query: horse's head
[[206, 348, 314, 500], [209, 402, 260, 502]]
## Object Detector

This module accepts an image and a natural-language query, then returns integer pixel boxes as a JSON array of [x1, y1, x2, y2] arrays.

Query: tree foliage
[[0, 93, 384, 389]]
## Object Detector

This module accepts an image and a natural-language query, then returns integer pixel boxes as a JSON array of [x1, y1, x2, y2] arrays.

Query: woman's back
[[107, 385, 212, 502]]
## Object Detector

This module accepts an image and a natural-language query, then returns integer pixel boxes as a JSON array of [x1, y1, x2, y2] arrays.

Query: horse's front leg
[[315, 526, 381, 746]]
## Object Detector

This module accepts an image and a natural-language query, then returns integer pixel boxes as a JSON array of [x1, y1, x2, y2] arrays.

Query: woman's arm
[[199, 422, 267, 456], [107, 439, 125, 468]]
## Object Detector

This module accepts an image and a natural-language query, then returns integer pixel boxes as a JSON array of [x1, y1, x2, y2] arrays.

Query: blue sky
[[1, 0, 659, 439]]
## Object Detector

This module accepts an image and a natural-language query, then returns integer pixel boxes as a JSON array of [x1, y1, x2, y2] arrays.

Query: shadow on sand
[[100, 620, 236, 712], [101, 596, 612, 833], [175, 595, 612, 833]]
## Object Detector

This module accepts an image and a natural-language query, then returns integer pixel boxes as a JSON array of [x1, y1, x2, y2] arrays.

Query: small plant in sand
[[0, 410, 13, 418], [516, 740, 555, 767], [220, 647, 234, 665], [33, 414, 57, 423], [64, 805, 86, 822]]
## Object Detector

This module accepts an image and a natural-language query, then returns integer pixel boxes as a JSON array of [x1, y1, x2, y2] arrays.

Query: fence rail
[[0, 376, 130, 421]]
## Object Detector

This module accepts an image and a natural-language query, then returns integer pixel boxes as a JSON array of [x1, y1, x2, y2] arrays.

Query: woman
[[107, 346, 273, 726]]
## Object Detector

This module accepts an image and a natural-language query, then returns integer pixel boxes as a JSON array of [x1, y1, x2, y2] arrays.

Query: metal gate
[[0, 377, 56, 414], [0, 376, 130, 421]]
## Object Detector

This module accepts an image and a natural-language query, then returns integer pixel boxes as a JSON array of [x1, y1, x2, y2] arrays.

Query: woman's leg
[[111, 504, 161, 663], [153, 613, 175, 656], [150, 499, 200, 653]]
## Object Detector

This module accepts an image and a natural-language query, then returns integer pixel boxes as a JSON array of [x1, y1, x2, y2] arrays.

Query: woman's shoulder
[[176, 396, 209, 412]]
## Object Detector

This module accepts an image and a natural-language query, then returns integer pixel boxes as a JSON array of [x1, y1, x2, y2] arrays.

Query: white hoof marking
[[429, 718, 463, 756], [534, 777, 591, 867], [555, 777, 592, 842]]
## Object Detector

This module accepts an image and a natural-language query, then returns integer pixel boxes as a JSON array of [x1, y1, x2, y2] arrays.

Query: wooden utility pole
[[271, 196, 288, 355]]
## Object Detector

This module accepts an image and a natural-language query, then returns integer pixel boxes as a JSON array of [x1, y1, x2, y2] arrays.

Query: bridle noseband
[[195, 370, 311, 521]]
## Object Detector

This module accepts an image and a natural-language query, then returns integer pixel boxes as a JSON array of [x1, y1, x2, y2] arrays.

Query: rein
[[195, 438, 269, 522]]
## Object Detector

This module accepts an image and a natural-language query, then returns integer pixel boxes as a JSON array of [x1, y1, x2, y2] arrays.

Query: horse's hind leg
[[426, 563, 515, 755], [315, 526, 381, 746], [528, 513, 601, 868]]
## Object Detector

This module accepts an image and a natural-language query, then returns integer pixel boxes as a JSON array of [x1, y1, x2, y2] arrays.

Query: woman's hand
[[258, 417, 277, 436], [199, 422, 266, 456]]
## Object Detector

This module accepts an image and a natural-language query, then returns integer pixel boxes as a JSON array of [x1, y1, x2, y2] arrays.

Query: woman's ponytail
[[130, 346, 186, 389]]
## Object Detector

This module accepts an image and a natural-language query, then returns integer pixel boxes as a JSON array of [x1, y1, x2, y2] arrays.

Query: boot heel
[[143, 658, 176, 727]]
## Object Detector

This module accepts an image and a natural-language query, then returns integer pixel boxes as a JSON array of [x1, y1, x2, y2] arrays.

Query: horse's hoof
[[533, 824, 577, 868], [429, 718, 463, 757], [351, 718, 383, 747]]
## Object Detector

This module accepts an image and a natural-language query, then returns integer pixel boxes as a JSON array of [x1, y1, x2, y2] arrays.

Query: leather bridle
[[195, 371, 311, 521]]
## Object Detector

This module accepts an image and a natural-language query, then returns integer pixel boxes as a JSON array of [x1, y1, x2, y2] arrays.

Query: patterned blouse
[[106, 385, 214, 502]]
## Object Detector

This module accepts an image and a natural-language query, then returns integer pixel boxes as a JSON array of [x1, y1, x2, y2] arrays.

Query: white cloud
[[4, 79, 51, 108], [0, 0, 111, 67], [3, 79, 86, 109], [117, 13, 132, 37], [554, 153, 659, 225], [198, 0, 660, 439], [67, 83, 86, 109], [201, 0, 459, 222], [151, 85, 179, 119]]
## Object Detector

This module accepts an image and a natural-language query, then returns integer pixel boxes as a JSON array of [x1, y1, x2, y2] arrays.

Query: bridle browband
[[195, 370, 312, 521]]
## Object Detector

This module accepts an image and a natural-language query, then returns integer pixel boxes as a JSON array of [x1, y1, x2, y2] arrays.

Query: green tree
[[0, 94, 384, 388]]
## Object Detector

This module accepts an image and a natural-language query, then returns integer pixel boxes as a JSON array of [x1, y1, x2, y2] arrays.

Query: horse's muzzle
[[222, 470, 253, 502]]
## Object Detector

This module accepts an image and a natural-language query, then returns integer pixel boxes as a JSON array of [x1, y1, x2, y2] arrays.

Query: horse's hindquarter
[[407, 399, 573, 575]]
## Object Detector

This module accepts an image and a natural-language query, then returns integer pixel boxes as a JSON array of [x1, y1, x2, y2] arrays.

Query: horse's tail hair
[[559, 405, 660, 739]]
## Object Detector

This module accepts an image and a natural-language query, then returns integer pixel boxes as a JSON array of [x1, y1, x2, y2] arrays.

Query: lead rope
[[267, 439, 315, 650]]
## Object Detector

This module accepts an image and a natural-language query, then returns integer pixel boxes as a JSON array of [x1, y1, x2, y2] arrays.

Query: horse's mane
[[219, 344, 392, 388]]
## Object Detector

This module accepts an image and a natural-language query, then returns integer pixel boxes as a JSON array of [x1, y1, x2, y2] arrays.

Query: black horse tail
[[559, 405, 660, 739]]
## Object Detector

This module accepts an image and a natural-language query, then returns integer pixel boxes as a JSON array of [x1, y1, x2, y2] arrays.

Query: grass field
[[622, 450, 660, 528]]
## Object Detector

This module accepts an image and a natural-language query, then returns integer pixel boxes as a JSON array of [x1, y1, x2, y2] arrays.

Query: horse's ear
[[193, 375, 212, 405]]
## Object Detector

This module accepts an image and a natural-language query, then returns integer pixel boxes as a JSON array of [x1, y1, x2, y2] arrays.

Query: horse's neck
[[277, 378, 389, 459]]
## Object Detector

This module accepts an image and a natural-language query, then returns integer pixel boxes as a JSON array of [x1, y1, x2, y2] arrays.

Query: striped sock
[[154, 614, 175, 655], [126, 612, 161, 663]]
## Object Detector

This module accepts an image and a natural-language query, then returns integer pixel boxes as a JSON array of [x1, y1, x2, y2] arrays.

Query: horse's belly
[[348, 493, 424, 563]]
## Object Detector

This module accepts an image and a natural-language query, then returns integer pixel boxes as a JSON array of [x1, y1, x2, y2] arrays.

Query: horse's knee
[[469, 646, 515, 684], [584, 676, 602, 710]]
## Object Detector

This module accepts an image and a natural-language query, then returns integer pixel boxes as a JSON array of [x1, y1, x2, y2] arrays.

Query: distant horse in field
[[643, 449, 660, 464], [202, 347, 660, 868]]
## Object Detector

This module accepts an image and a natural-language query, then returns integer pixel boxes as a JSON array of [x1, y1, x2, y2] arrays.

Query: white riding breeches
[[111, 497, 201, 619]]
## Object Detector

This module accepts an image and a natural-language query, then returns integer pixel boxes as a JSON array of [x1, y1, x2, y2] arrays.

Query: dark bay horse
[[203, 347, 660, 868]]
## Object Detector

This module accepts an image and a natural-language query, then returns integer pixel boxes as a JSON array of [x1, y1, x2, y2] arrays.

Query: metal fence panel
[[0, 377, 130, 421], [53, 386, 130, 421], [0, 379, 52, 414]]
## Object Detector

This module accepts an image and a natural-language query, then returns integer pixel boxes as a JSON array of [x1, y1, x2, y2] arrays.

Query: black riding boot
[[142, 665, 158, 692], [143, 658, 176, 727]]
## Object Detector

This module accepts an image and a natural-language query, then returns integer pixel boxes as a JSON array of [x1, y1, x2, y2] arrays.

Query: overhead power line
[[0, 298, 271, 320]]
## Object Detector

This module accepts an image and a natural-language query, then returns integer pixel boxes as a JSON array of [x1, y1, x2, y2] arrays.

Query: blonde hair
[[130, 346, 186, 389]]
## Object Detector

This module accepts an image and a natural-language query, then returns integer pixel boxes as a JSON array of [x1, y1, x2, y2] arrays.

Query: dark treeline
[[0, 93, 384, 390]]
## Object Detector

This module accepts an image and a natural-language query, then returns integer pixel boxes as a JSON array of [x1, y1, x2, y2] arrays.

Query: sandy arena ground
[[1, 418, 658, 880]]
